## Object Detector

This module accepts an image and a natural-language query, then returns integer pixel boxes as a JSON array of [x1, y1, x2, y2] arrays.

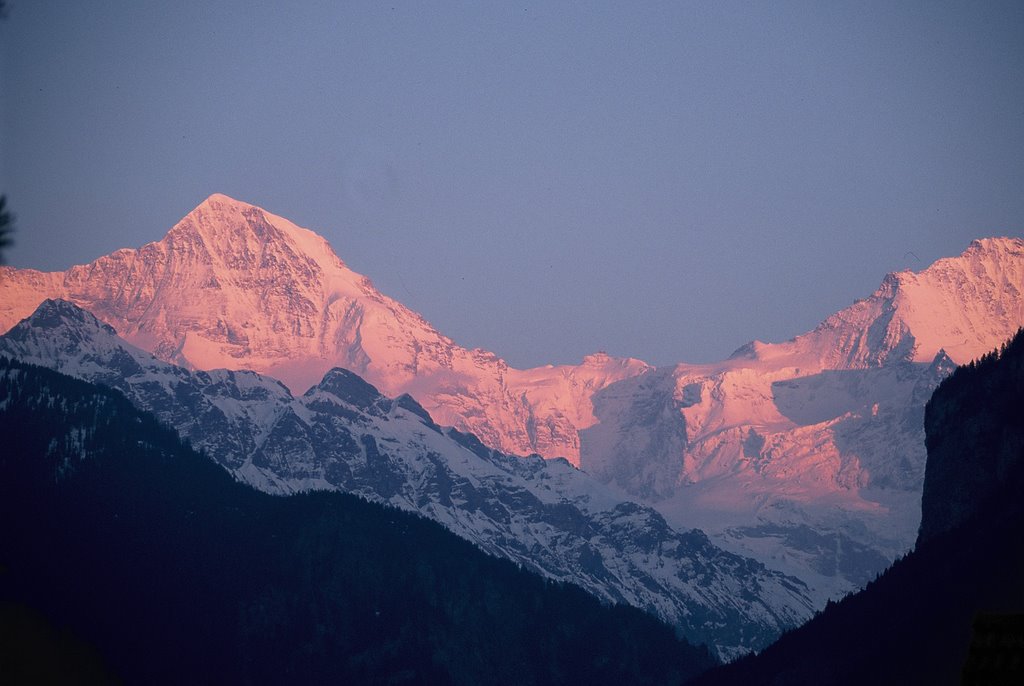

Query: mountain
[[0, 299, 816, 656], [581, 237, 1023, 601], [688, 329, 1024, 685], [737, 237, 1023, 369], [0, 193, 649, 465], [2, 194, 1020, 603], [0, 357, 718, 685]]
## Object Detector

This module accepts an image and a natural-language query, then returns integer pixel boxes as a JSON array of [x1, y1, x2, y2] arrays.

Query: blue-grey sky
[[2, 1, 1022, 368]]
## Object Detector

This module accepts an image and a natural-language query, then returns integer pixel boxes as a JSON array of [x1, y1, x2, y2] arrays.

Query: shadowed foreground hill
[[0, 358, 715, 685], [689, 329, 1024, 686]]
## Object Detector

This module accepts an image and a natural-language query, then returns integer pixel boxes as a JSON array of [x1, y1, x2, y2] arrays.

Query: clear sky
[[2, 1, 1022, 368]]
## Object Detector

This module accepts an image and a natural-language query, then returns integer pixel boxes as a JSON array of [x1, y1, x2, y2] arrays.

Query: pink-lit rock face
[[0, 193, 650, 465]]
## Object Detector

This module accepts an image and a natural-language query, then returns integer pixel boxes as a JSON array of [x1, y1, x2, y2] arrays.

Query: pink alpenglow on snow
[[0, 194, 650, 465]]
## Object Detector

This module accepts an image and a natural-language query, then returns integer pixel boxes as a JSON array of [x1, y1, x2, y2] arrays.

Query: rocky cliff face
[[917, 328, 1024, 545]]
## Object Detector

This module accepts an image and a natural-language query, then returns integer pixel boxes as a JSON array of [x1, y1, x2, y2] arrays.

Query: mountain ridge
[[0, 193, 651, 465], [1, 194, 1021, 605], [0, 298, 815, 656], [2, 196, 1019, 464], [0, 355, 718, 685]]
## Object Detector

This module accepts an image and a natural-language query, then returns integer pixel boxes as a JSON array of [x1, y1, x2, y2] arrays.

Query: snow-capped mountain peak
[[174, 193, 368, 291], [0, 195, 650, 464], [1, 298, 155, 384], [307, 367, 389, 411], [22, 297, 118, 335], [728, 236, 1024, 371]]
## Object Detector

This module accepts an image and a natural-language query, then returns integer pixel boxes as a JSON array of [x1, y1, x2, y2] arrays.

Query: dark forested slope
[[0, 358, 714, 685]]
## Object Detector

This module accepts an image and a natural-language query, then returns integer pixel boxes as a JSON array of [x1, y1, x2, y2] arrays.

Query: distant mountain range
[[1, 194, 1021, 630]]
